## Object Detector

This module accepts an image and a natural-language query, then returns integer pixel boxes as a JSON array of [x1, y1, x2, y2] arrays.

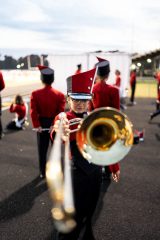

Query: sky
[[0, 0, 160, 59]]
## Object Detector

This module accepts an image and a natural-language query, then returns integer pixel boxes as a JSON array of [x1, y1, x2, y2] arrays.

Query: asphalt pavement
[[0, 97, 160, 240]]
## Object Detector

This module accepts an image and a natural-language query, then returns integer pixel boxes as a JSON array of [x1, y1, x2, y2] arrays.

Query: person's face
[[115, 70, 120, 76], [68, 97, 89, 113]]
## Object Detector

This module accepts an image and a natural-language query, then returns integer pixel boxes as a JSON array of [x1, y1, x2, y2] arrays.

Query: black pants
[[102, 166, 111, 180], [6, 120, 24, 130], [156, 101, 160, 110], [37, 117, 53, 175], [151, 109, 160, 119], [130, 82, 136, 103], [56, 167, 101, 240]]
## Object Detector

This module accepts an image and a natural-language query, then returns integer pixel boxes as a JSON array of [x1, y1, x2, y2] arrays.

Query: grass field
[[2, 80, 158, 109], [128, 81, 157, 98]]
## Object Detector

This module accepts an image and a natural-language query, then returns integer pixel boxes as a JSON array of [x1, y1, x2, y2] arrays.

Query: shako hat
[[95, 57, 110, 77], [66, 68, 96, 100], [77, 64, 82, 68], [37, 65, 54, 84]]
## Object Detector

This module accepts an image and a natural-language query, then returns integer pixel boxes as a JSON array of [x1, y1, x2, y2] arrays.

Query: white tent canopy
[[47, 52, 131, 97]]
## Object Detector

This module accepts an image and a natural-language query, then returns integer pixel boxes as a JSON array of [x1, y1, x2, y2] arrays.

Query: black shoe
[[83, 227, 96, 240], [148, 114, 153, 123]]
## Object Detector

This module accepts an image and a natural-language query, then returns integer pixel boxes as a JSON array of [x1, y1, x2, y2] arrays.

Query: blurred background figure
[[114, 69, 121, 88], [129, 69, 137, 105], [0, 71, 5, 139], [154, 70, 160, 110], [75, 64, 82, 75], [6, 94, 28, 130], [149, 108, 160, 121], [30, 65, 65, 179], [149, 70, 160, 121], [114, 69, 127, 111]]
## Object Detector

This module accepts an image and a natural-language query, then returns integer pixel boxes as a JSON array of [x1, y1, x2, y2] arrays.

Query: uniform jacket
[[130, 72, 136, 86], [53, 110, 119, 173], [88, 80, 120, 173], [155, 73, 160, 101], [155, 72, 160, 84], [114, 76, 121, 88], [158, 89, 160, 102], [75, 69, 81, 75], [10, 103, 26, 120], [30, 85, 65, 128], [0, 71, 5, 91], [89, 81, 120, 111]]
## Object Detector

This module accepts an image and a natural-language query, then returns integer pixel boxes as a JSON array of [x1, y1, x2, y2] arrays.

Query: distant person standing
[[154, 70, 160, 110], [114, 69, 127, 110], [114, 69, 121, 88], [6, 94, 28, 130], [0, 71, 5, 139], [130, 69, 137, 105], [149, 70, 160, 121], [30, 65, 65, 178], [75, 64, 82, 75]]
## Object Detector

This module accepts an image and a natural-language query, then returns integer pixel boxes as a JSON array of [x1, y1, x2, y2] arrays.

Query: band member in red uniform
[[6, 94, 27, 130], [89, 57, 120, 110], [114, 69, 121, 87], [0, 71, 5, 139], [89, 57, 120, 181], [50, 69, 120, 240], [30, 65, 65, 178], [114, 69, 127, 111], [149, 70, 160, 121], [154, 70, 160, 110], [75, 64, 82, 75], [129, 69, 137, 105]]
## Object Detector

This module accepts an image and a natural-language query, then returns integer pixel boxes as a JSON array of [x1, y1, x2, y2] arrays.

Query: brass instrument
[[46, 113, 76, 233], [76, 107, 133, 166], [46, 107, 133, 233]]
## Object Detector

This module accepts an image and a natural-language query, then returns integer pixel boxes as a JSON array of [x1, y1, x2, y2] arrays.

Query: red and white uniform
[[0, 71, 5, 135], [75, 69, 81, 75], [0, 72, 5, 92], [89, 81, 120, 111], [30, 85, 65, 128], [10, 103, 26, 120], [114, 75, 121, 88], [155, 72, 160, 101], [88, 81, 120, 173], [130, 71, 136, 87]]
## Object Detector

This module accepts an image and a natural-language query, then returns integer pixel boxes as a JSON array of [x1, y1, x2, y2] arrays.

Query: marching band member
[[114, 69, 121, 88], [89, 57, 120, 110], [0, 70, 5, 139], [6, 94, 28, 130], [149, 70, 160, 121], [30, 65, 65, 179], [51, 68, 120, 240], [89, 57, 120, 181], [129, 69, 137, 105], [74, 64, 82, 75], [114, 69, 127, 110]]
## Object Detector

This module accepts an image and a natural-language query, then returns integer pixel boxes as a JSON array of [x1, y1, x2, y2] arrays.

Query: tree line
[[0, 54, 49, 69]]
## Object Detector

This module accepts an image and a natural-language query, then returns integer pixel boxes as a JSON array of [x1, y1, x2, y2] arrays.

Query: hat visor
[[68, 93, 92, 100]]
